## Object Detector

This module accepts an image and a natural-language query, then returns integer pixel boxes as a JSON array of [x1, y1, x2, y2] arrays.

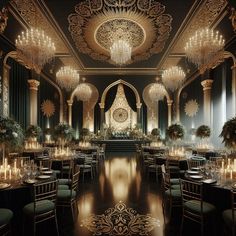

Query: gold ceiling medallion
[[81, 201, 160, 235], [68, 0, 172, 65]]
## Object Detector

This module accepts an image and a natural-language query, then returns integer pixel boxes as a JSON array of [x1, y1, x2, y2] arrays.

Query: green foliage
[[166, 123, 185, 140], [196, 125, 211, 138], [220, 117, 236, 148], [0, 116, 24, 148], [25, 125, 42, 138], [151, 128, 160, 136], [53, 123, 74, 141]]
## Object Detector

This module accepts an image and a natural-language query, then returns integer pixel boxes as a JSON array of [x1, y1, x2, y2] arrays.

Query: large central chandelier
[[184, 28, 225, 73], [162, 66, 186, 92], [110, 39, 132, 65], [56, 66, 80, 91], [15, 28, 55, 74], [75, 82, 92, 102], [148, 83, 166, 102]]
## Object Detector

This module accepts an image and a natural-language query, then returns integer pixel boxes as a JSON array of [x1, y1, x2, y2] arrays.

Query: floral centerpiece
[[151, 128, 161, 139], [166, 123, 185, 141], [80, 128, 91, 141], [0, 116, 24, 155], [53, 123, 74, 146], [196, 125, 211, 139], [220, 117, 236, 149], [25, 125, 42, 140]]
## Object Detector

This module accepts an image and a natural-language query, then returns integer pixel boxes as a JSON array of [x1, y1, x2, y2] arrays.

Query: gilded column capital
[[136, 103, 142, 109], [67, 100, 73, 106], [201, 79, 213, 91], [99, 102, 105, 109], [28, 79, 40, 91], [167, 100, 173, 106]]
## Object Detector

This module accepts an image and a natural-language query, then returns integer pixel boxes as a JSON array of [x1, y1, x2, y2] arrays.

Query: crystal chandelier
[[15, 28, 55, 74], [184, 28, 225, 73], [148, 83, 166, 102], [162, 66, 186, 92], [75, 82, 92, 102], [110, 39, 132, 65], [56, 66, 79, 91]]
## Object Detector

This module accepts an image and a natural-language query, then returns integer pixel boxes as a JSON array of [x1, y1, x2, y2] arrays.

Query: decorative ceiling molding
[[79, 68, 161, 76], [68, 0, 172, 65], [10, 0, 68, 54]]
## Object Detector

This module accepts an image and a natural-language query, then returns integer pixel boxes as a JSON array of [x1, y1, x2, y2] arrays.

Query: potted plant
[[196, 125, 211, 139], [220, 117, 236, 150], [0, 116, 24, 157], [25, 125, 42, 141], [166, 123, 185, 141]]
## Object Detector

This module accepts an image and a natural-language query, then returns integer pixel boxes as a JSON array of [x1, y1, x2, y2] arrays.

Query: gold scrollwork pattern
[[68, 0, 172, 64], [81, 202, 160, 236]]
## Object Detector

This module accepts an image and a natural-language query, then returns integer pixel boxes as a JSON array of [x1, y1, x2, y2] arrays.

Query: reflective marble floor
[[56, 152, 174, 236], [55, 152, 217, 236]]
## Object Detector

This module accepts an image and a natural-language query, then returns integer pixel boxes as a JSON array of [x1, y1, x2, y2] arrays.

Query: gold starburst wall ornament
[[184, 99, 199, 117], [41, 99, 55, 118]]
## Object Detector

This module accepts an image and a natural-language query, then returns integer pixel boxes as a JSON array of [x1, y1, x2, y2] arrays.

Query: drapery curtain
[[8, 58, 30, 130], [123, 85, 137, 111], [72, 99, 83, 137], [104, 85, 117, 112], [94, 103, 100, 133]]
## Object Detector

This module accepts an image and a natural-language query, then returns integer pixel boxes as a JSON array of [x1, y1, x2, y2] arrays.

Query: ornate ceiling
[[8, 0, 228, 75]]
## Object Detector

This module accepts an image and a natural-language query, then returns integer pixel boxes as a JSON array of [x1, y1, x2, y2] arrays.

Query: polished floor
[[31, 152, 222, 236]]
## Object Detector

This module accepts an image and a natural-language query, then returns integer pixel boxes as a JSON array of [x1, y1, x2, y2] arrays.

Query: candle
[[222, 160, 224, 169], [228, 158, 231, 166], [4, 169, 6, 180], [4, 158, 7, 168], [230, 170, 233, 180], [9, 169, 11, 180], [20, 159, 23, 167], [234, 159, 236, 171]]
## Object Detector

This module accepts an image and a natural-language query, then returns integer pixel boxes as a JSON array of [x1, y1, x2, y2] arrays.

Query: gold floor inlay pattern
[[81, 202, 160, 235]]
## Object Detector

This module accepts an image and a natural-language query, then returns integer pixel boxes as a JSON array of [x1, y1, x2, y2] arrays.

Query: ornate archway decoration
[[100, 79, 141, 107], [68, 0, 172, 65]]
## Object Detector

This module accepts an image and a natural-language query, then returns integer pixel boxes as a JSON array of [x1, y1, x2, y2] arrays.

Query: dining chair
[[60, 159, 74, 178], [78, 154, 94, 182], [39, 158, 52, 171], [180, 179, 216, 236], [187, 159, 202, 170], [161, 171, 182, 221], [161, 164, 180, 187], [222, 189, 236, 236], [23, 179, 59, 236], [0, 208, 13, 236], [57, 165, 80, 221]]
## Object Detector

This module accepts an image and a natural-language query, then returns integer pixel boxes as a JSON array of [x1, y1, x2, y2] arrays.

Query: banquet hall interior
[[0, 0, 236, 235]]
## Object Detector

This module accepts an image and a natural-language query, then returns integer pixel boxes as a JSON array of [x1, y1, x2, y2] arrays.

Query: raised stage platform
[[91, 139, 150, 152]]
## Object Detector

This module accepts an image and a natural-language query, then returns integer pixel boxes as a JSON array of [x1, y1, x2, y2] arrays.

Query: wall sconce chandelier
[[148, 83, 166, 102], [184, 27, 225, 74], [15, 28, 55, 74], [56, 66, 80, 91], [162, 66, 186, 92], [75, 80, 92, 102]]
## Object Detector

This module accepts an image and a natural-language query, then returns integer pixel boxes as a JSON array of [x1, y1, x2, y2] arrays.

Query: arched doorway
[[99, 79, 142, 129]]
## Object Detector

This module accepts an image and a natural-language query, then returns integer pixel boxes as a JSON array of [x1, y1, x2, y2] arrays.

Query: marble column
[[99, 102, 105, 130], [67, 100, 73, 126], [231, 64, 236, 115], [28, 79, 40, 126], [167, 100, 173, 126], [136, 102, 142, 124], [201, 79, 213, 126]]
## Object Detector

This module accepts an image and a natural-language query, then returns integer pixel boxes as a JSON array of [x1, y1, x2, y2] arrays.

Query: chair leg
[[54, 213, 59, 236], [71, 203, 75, 222]]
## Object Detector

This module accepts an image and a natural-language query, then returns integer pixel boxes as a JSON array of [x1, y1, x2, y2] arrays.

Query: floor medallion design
[[81, 202, 160, 235]]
